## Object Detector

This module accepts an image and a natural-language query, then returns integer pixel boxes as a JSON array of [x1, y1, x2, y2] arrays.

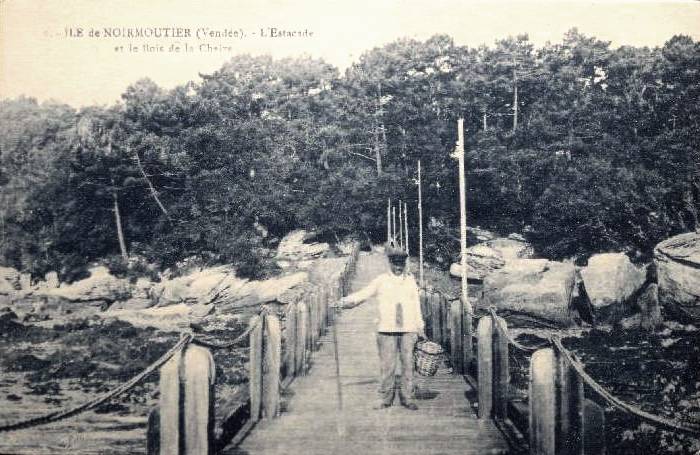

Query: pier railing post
[[529, 348, 556, 455], [463, 296, 473, 371], [249, 315, 264, 423], [158, 342, 216, 454], [555, 348, 585, 455], [263, 312, 281, 418], [285, 303, 297, 379], [477, 316, 494, 419], [450, 299, 464, 374], [296, 301, 308, 375], [492, 315, 509, 421], [430, 292, 442, 345]]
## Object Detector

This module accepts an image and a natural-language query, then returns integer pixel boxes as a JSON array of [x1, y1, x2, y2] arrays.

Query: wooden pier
[[223, 251, 509, 455]]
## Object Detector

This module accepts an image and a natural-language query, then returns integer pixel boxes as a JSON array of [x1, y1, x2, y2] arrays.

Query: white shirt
[[343, 272, 424, 333]]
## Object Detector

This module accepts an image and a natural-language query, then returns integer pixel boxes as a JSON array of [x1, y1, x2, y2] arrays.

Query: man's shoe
[[373, 401, 392, 410], [400, 402, 418, 411]]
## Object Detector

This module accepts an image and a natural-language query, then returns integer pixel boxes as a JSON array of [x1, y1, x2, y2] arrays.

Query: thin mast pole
[[418, 160, 424, 287], [404, 202, 409, 255], [387, 198, 391, 244], [457, 119, 470, 310], [398, 199, 403, 250]]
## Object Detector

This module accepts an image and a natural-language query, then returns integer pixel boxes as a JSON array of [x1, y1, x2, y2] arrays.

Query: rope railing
[[551, 336, 700, 436], [0, 243, 362, 455], [0, 332, 193, 433], [469, 303, 700, 455]]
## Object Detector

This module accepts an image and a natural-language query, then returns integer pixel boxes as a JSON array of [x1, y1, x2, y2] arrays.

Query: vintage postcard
[[1, 1, 699, 454]]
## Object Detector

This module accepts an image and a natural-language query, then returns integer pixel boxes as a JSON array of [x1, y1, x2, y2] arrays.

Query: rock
[[44, 271, 59, 289], [654, 232, 700, 309], [0, 307, 18, 323], [276, 230, 329, 265], [449, 244, 506, 281], [0, 278, 15, 294], [19, 273, 31, 290], [153, 277, 191, 306], [620, 313, 642, 330], [219, 272, 310, 309], [485, 238, 534, 262], [466, 226, 497, 243], [638, 283, 662, 330], [44, 266, 131, 303], [482, 259, 576, 325], [0, 266, 20, 287], [581, 253, 646, 307]]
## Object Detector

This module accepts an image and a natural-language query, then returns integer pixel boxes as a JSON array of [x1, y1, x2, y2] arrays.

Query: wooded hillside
[[1, 30, 698, 280]]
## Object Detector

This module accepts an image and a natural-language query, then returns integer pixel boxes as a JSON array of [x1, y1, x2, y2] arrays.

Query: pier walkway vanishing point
[[224, 250, 509, 455]]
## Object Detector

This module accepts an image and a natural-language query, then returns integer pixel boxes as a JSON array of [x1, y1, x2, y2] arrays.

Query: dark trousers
[[376, 332, 417, 404]]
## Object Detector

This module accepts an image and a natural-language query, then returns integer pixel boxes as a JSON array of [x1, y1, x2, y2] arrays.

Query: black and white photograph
[[1, 0, 699, 453]]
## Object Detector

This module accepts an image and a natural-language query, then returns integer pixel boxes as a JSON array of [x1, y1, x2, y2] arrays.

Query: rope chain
[[552, 337, 700, 436], [0, 333, 192, 433]]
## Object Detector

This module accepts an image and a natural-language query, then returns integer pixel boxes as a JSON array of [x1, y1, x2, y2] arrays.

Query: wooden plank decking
[[224, 251, 510, 455]]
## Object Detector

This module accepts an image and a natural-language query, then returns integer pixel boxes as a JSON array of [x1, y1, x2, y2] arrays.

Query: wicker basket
[[414, 340, 444, 377]]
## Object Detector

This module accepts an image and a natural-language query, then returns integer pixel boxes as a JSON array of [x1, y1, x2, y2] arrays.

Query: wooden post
[[263, 313, 281, 418], [456, 118, 470, 312], [398, 199, 403, 250], [450, 299, 464, 374], [417, 160, 424, 288], [285, 303, 297, 379], [441, 296, 450, 348], [455, 119, 474, 369], [158, 343, 215, 455], [404, 202, 409, 255], [530, 348, 557, 455], [249, 315, 264, 422], [182, 345, 216, 454], [159, 342, 184, 455], [387, 198, 392, 244], [463, 300, 474, 371], [146, 407, 159, 455], [297, 302, 308, 375], [477, 316, 493, 419], [392, 206, 397, 246], [556, 350, 585, 455], [492, 316, 509, 421], [584, 399, 606, 455], [430, 292, 442, 344]]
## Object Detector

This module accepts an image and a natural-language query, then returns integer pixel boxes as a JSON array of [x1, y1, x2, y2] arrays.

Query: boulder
[[482, 259, 576, 325], [467, 226, 497, 243], [450, 244, 506, 281], [654, 232, 700, 308], [0, 266, 20, 287], [219, 272, 310, 310], [43, 266, 131, 303], [0, 278, 15, 294], [485, 237, 534, 262], [580, 253, 646, 319], [276, 230, 329, 266]]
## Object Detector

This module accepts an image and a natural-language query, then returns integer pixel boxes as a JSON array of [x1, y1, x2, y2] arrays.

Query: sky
[[1, 0, 699, 107]]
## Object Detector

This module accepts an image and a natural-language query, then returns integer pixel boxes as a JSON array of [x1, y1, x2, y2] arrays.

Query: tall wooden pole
[[457, 118, 474, 367], [392, 206, 397, 246], [404, 202, 409, 255], [457, 119, 469, 308], [398, 199, 403, 249], [417, 160, 424, 288], [387, 198, 391, 244], [513, 65, 519, 133]]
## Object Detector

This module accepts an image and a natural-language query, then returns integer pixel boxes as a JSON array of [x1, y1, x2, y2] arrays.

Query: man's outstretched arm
[[338, 276, 381, 309]]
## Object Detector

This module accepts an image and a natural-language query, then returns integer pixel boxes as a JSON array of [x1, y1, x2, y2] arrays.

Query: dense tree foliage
[[1, 30, 698, 279]]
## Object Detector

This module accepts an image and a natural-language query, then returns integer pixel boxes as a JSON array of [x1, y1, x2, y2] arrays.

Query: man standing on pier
[[339, 248, 425, 410]]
